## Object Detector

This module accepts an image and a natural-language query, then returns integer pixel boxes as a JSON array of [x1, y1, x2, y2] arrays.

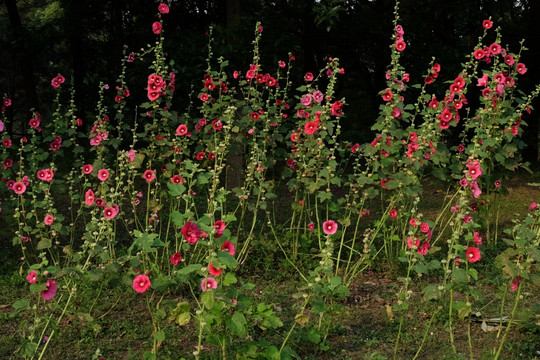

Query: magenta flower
[[181, 222, 202, 244], [13, 181, 26, 195], [170, 252, 182, 265], [201, 277, 218, 292], [26, 270, 38, 284], [158, 3, 169, 14], [208, 262, 223, 277], [41, 280, 57, 301], [420, 222, 430, 234], [85, 189, 95, 206], [97, 169, 109, 181], [143, 170, 156, 182], [103, 206, 118, 220], [466, 160, 483, 180], [133, 274, 151, 293], [417, 241, 430, 255], [221, 240, 235, 256], [466, 247, 481, 263], [176, 124, 188, 136], [82, 164, 93, 175], [407, 236, 420, 249], [152, 21, 162, 35], [323, 220, 338, 235], [470, 181, 482, 199], [473, 232, 483, 245], [530, 202, 538, 210], [44, 215, 54, 226]]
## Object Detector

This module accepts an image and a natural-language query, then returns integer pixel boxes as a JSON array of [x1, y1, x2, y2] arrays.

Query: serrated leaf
[[177, 264, 202, 276]]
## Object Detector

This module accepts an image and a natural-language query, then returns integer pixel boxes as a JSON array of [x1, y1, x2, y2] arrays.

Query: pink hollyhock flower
[[389, 209, 397, 218], [466, 247, 481, 263], [504, 54, 515, 66], [176, 124, 188, 136], [516, 63, 527, 74], [301, 94, 312, 106], [459, 178, 469, 187], [170, 252, 182, 265], [323, 220, 338, 235], [29, 118, 40, 128], [304, 121, 317, 135], [395, 40, 406, 51], [407, 236, 420, 249], [13, 182, 26, 195], [420, 222, 430, 234], [171, 175, 183, 184], [98, 169, 109, 181], [3, 98, 11, 107], [212, 119, 223, 131], [409, 218, 418, 227], [85, 189, 95, 206], [181, 222, 202, 244], [463, 215, 473, 223], [477, 73, 488, 87], [201, 277, 218, 292], [158, 3, 169, 14], [474, 48, 485, 60], [3, 138, 12, 147], [313, 90, 324, 102], [489, 43, 502, 55], [44, 214, 54, 226], [200, 93, 209, 102], [214, 220, 226, 233], [82, 164, 93, 174], [417, 241, 430, 255], [304, 72, 314, 81], [221, 240, 235, 256], [152, 21, 162, 35], [26, 270, 38, 284], [382, 89, 393, 101], [143, 170, 156, 182], [466, 159, 483, 179], [530, 202, 538, 210], [41, 280, 57, 300], [208, 262, 223, 276], [494, 180, 501, 188], [470, 181, 482, 199], [103, 206, 117, 220], [473, 232, 482, 245], [511, 276, 523, 291], [51, 74, 65, 88], [482, 20, 493, 29], [133, 274, 151, 293]]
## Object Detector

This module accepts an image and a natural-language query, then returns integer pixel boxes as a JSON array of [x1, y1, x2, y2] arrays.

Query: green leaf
[[20, 340, 38, 357], [423, 284, 440, 301], [29, 283, 47, 294], [452, 268, 468, 283], [143, 351, 156, 360], [307, 328, 321, 343], [37, 238, 52, 250], [223, 272, 237, 286], [13, 299, 30, 311], [217, 251, 238, 268], [154, 330, 165, 343], [468, 268, 478, 281], [201, 290, 214, 310], [227, 311, 247, 336], [177, 264, 202, 276], [167, 182, 186, 197]]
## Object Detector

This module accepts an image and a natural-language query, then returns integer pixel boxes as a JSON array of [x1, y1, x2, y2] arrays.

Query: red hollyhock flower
[[171, 175, 183, 184], [211, 119, 223, 130], [181, 222, 202, 244], [221, 240, 235, 256], [323, 220, 338, 235], [152, 22, 162, 35], [482, 20, 493, 29], [133, 274, 151, 293], [196, 152, 205, 161], [143, 170, 156, 182], [170, 252, 182, 265], [208, 262, 223, 276], [465, 247, 481, 263], [304, 72, 314, 81]]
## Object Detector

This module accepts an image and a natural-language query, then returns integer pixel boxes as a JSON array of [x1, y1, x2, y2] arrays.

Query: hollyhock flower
[[170, 252, 182, 265], [504, 54, 515, 66], [103, 206, 118, 220], [417, 241, 430, 255], [82, 164, 93, 174], [13, 182, 26, 195], [304, 121, 317, 135], [403, 73, 410, 82], [313, 90, 324, 102], [221, 240, 235, 256], [175, 124, 187, 137], [301, 94, 312, 107], [407, 236, 420, 249], [323, 220, 338, 235], [474, 48, 485, 60], [171, 175, 183, 184], [3, 98, 11, 107], [477, 73, 489, 87], [473, 232, 483, 245], [85, 189, 95, 206], [26, 270, 38, 284], [41, 280, 57, 300], [152, 21, 162, 34], [389, 209, 397, 218], [181, 222, 202, 244], [392, 107, 401, 118], [465, 247, 481, 263], [494, 73, 505, 84], [382, 89, 393, 101], [351, 143, 360, 153], [3, 138, 12, 148], [516, 63, 527, 74], [196, 152, 205, 161], [395, 40, 406, 51], [51, 74, 65, 88], [511, 276, 523, 291], [3, 158, 12, 169], [483, 19, 493, 29], [494, 180, 501, 188], [214, 220, 226, 233], [208, 262, 223, 276], [143, 170, 156, 182], [466, 160, 482, 180], [98, 169, 109, 181], [212, 119, 223, 130], [459, 178, 469, 187], [128, 149, 136, 162], [424, 75, 434, 84], [463, 215, 473, 223], [470, 181, 482, 198], [29, 118, 40, 128], [409, 218, 418, 227], [489, 43, 502, 55], [420, 222, 430, 234], [304, 72, 314, 81], [530, 202, 538, 210], [133, 274, 151, 293], [201, 277, 217, 292], [44, 214, 54, 226], [158, 3, 169, 13]]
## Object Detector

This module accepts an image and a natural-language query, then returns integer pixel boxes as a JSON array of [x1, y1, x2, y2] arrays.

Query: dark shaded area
[[1, 0, 538, 162]]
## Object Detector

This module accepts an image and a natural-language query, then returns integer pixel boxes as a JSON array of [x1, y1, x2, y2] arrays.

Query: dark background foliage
[[1, 0, 539, 162]]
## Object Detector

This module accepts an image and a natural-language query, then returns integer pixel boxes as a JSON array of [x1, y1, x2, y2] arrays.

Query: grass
[[1, 170, 539, 359]]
